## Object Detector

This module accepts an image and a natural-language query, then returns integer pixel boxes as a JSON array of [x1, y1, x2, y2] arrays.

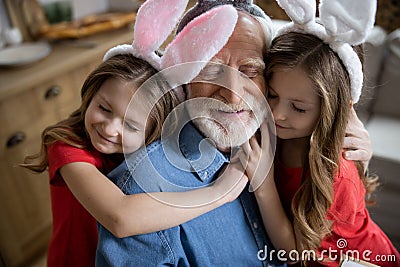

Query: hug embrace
[[22, 0, 399, 266]]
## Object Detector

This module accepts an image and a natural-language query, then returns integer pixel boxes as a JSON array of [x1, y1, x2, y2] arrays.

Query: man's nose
[[220, 69, 245, 104]]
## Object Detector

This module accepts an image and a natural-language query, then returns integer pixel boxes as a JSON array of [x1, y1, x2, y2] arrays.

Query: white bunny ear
[[276, 0, 316, 25], [103, 44, 134, 61], [133, 0, 189, 55], [160, 5, 238, 85], [319, 0, 377, 45], [274, 0, 377, 104], [331, 42, 363, 103]]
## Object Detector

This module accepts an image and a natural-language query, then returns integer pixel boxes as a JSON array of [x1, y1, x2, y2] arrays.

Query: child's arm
[[236, 121, 298, 256], [251, 167, 299, 255], [60, 160, 247, 238]]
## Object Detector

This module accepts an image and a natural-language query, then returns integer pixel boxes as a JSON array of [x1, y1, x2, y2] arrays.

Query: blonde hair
[[22, 54, 179, 173], [265, 32, 378, 253]]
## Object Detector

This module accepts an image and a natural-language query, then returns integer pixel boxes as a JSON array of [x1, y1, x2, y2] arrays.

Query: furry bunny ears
[[275, 0, 377, 103], [103, 0, 238, 86]]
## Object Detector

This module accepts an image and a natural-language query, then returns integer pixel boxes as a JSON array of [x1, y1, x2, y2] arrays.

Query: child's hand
[[212, 161, 248, 203], [235, 120, 274, 192]]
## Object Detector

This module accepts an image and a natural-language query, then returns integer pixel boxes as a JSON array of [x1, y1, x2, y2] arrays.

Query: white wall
[[38, 0, 109, 20]]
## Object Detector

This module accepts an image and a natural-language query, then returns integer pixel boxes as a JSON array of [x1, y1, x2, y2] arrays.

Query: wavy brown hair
[[265, 32, 378, 252], [22, 54, 179, 173]]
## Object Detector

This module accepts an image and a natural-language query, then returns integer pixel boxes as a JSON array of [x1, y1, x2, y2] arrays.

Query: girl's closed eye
[[99, 104, 111, 113], [124, 122, 139, 132], [292, 104, 306, 113]]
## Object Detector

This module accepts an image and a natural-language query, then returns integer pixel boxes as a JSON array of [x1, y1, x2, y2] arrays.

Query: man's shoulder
[[107, 123, 228, 192], [109, 138, 194, 193], [126, 139, 187, 170], [111, 139, 168, 171], [128, 140, 165, 164]]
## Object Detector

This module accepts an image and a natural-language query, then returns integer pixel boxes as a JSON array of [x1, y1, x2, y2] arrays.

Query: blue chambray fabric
[[96, 123, 285, 267]]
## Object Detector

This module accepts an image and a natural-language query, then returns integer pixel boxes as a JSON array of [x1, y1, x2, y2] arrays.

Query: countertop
[[0, 26, 134, 100]]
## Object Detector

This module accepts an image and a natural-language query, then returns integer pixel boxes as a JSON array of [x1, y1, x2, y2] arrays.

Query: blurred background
[[0, 0, 399, 266]]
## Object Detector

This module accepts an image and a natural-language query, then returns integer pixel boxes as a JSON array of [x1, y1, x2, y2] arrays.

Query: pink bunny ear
[[160, 5, 238, 85], [133, 0, 189, 55]]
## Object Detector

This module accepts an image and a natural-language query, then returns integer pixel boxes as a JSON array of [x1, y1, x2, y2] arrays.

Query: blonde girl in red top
[[21, 1, 249, 266]]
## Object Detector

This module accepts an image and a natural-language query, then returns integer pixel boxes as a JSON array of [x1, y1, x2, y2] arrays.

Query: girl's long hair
[[265, 32, 378, 251], [22, 54, 179, 173]]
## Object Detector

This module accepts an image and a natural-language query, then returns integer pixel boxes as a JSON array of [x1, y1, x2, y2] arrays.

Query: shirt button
[[253, 222, 258, 229]]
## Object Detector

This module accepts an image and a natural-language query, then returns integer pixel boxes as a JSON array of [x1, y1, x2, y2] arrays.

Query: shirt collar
[[178, 123, 229, 182]]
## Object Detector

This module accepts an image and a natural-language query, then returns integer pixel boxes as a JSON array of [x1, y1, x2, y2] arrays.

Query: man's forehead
[[237, 12, 265, 38], [219, 11, 265, 53], [237, 12, 261, 29]]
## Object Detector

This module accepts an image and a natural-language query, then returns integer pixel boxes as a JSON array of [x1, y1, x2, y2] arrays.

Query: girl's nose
[[272, 102, 287, 121], [102, 119, 121, 137]]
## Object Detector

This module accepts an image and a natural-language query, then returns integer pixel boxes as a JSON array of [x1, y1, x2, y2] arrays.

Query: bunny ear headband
[[275, 0, 377, 103], [103, 0, 238, 88]]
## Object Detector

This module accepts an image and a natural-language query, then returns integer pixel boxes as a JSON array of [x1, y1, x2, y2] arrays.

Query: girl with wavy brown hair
[[242, 32, 400, 266], [21, 54, 247, 267]]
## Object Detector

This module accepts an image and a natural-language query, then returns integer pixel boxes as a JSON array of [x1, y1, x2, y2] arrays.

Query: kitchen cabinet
[[0, 27, 133, 267]]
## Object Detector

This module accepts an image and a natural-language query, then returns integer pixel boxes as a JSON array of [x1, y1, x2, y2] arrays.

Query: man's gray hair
[[176, 0, 273, 47]]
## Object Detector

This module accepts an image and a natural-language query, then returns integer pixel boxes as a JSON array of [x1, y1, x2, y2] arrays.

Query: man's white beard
[[186, 93, 267, 149]]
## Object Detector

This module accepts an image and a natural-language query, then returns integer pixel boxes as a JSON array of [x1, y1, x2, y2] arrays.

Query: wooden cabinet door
[[0, 62, 98, 267], [0, 134, 52, 267]]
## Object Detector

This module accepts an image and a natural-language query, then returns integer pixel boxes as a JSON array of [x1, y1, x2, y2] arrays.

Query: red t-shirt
[[46, 141, 118, 267], [275, 157, 400, 266]]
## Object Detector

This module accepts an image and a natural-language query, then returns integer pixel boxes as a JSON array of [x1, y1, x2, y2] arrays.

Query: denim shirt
[[96, 123, 284, 267]]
